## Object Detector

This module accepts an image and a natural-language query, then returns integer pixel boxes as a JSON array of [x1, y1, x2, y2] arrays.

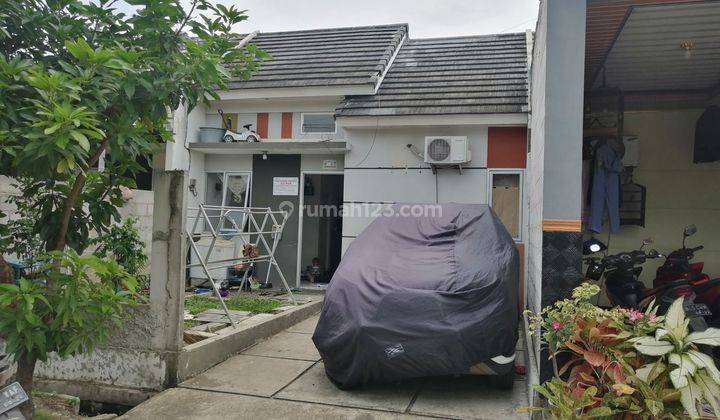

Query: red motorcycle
[[584, 238, 711, 328], [654, 225, 720, 323]]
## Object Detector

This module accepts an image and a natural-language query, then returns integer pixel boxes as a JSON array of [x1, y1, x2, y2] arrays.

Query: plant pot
[[199, 127, 226, 143]]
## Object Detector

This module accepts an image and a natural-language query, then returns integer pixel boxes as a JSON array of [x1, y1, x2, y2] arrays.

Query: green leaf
[[645, 399, 663, 416], [687, 350, 720, 384], [695, 372, 720, 417], [586, 406, 613, 418], [670, 368, 690, 389], [65, 38, 93, 61], [636, 361, 666, 383], [679, 380, 702, 419], [665, 297, 686, 331], [123, 82, 135, 99], [44, 123, 63, 135], [69, 130, 90, 151], [670, 353, 697, 376], [632, 336, 674, 356], [686, 328, 720, 347]]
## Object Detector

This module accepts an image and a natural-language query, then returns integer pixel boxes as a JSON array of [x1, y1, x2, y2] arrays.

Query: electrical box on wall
[[622, 135, 640, 167], [424, 136, 471, 164]]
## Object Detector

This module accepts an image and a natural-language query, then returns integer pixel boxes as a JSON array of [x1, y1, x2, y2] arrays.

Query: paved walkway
[[122, 314, 528, 419]]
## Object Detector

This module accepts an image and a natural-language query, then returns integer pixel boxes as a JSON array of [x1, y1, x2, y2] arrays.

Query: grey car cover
[[312, 203, 519, 388]]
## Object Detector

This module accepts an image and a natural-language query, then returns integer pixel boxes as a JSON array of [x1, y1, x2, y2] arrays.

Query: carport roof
[[336, 33, 529, 117], [227, 24, 408, 90]]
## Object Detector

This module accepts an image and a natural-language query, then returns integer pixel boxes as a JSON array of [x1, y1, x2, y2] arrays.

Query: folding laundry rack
[[186, 204, 295, 327]]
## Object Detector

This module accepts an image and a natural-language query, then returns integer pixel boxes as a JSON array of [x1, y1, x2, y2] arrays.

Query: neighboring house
[[165, 24, 531, 292], [525, 0, 720, 397]]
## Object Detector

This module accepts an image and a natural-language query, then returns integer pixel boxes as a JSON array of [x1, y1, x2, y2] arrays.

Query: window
[[489, 171, 523, 240], [301, 113, 336, 134], [204, 172, 252, 232]]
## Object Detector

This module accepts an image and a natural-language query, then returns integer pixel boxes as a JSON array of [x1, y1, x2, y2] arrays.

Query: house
[[165, 24, 531, 292], [525, 0, 720, 393]]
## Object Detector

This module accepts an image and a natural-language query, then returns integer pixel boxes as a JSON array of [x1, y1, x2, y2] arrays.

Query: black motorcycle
[[583, 238, 711, 331]]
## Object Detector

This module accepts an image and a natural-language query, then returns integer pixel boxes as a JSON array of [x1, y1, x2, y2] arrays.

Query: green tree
[[0, 0, 266, 415]]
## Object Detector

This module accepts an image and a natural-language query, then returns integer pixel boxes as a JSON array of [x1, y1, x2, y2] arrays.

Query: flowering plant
[[525, 284, 720, 419]]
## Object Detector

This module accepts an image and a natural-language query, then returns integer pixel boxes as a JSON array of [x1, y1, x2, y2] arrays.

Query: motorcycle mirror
[[683, 224, 697, 237], [583, 238, 607, 255]]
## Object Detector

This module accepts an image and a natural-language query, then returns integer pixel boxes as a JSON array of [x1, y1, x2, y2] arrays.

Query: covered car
[[312, 203, 520, 389]]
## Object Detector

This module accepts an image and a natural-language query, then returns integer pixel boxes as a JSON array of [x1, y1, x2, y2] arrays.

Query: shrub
[[525, 284, 720, 419], [92, 217, 149, 290]]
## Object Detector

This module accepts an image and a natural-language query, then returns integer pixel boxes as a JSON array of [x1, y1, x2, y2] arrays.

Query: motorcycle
[[654, 225, 720, 322], [584, 238, 711, 331]]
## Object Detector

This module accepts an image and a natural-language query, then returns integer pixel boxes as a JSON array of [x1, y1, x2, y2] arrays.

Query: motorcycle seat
[[694, 278, 720, 294]]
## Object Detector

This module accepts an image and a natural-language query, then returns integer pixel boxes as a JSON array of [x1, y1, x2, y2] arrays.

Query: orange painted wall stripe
[[256, 113, 268, 139], [281, 112, 293, 139], [542, 219, 582, 232], [487, 127, 527, 168]]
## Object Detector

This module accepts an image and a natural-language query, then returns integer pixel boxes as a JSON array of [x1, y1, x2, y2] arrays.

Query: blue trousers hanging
[[589, 142, 624, 233]]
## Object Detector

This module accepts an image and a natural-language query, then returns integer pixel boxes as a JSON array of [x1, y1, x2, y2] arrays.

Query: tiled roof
[[336, 33, 529, 116], [227, 24, 408, 90]]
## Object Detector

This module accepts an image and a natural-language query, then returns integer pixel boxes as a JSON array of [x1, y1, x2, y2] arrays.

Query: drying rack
[[186, 204, 295, 327]]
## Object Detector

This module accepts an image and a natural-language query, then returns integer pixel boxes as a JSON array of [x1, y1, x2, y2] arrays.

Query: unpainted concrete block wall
[[0, 175, 154, 268]]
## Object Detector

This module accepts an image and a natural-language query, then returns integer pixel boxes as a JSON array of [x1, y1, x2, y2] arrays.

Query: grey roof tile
[[336, 33, 529, 116], [228, 24, 408, 89]]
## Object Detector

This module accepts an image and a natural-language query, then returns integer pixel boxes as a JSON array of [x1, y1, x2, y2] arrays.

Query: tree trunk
[[0, 255, 14, 284], [53, 138, 109, 252], [16, 353, 36, 419]]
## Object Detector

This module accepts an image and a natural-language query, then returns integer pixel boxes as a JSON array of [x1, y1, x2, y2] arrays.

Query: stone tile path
[[123, 314, 529, 419]]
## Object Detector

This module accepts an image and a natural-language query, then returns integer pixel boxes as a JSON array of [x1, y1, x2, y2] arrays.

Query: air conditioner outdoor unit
[[424, 136, 471, 165]]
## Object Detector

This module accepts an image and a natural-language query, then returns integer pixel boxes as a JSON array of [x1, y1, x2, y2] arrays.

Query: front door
[[251, 155, 301, 286]]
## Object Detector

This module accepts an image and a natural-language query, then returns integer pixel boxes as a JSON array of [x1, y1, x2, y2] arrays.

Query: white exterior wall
[[0, 176, 154, 265], [202, 98, 347, 142], [340, 125, 492, 254], [526, 2, 547, 396], [166, 103, 208, 171]]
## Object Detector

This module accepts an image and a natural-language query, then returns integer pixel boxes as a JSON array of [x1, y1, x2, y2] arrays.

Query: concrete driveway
[[122, 314, 528, 419]]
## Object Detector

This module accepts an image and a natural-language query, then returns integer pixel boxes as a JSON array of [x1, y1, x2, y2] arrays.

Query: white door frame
[[296, 171, 344, 288]]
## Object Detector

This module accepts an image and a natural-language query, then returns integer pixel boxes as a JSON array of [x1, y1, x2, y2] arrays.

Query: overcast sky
[[116, 0, 539, 38]]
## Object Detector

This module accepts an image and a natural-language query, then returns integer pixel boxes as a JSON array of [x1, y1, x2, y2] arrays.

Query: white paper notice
[[273, 177, 299, 196]]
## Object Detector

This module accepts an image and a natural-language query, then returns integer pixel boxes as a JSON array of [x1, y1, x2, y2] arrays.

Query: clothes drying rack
[[186, 204, 295, 328]]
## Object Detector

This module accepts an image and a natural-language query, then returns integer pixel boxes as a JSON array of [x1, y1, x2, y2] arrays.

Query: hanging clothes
[[589, 141, 624, 233]]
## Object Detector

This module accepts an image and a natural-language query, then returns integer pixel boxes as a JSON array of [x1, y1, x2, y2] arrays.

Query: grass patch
[[185, 295, 282, 315]]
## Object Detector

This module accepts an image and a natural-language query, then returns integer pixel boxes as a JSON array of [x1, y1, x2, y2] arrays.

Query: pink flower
[[648, 314, 657, 323], [551, 321, 562, 331], [627, 309, 644, 322]]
